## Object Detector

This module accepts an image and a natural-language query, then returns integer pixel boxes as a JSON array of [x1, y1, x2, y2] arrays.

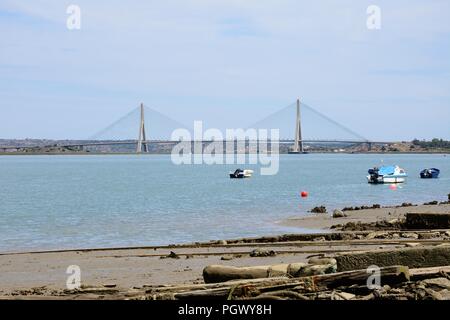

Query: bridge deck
[[1, 140, 391, 150]]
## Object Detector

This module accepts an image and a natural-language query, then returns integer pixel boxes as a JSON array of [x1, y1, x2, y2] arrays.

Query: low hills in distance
[[1, 139, 449, 154]]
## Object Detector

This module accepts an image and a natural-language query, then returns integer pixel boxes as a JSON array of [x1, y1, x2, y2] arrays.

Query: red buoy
[[300, 191, 309, 198]]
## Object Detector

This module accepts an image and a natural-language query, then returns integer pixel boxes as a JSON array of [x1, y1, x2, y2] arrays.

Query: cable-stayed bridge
[[1, 99, 391, 153]]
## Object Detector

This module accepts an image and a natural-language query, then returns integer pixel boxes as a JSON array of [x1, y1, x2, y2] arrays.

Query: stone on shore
[[307, 257, 337, 266], [366, 231, 390, 239], [250, 248, 276, 257], [311, 206, 327, 214], [405, 243, 421, 248], [332, 209, 347, 218], [418, 232, 442, 239], [401, 232, 419, 239], [220, 256, 233, 261], [160, 251, 180, 259]]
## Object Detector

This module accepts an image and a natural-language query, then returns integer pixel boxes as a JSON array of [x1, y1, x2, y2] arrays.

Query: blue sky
[[0, 0, 449, 140]]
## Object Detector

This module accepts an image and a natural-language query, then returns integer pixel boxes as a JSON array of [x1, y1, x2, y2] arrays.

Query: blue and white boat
[[367, 165, 407, 184], [420, 168, 440, 179]]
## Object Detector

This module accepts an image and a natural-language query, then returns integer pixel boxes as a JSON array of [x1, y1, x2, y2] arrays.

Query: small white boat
[[229, 169, 253, 179], [367, 165, 407, 184]]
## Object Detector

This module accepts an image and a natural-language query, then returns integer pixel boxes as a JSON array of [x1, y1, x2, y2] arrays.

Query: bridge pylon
[[136, 103, 148, 153], [291, 98, 304, 153]]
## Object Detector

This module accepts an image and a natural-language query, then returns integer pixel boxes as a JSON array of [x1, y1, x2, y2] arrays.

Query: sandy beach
[[1, 202, 449, 299]]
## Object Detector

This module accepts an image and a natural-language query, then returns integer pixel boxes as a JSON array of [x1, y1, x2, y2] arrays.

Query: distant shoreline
[[1, 151, 449, 156]]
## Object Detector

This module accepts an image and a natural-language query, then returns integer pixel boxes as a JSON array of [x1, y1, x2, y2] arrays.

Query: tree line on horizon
[[412, 138, 450, 149]]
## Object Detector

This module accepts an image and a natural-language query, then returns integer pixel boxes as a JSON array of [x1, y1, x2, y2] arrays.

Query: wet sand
[[280, 203, 450, 230], [0, 203, 449, 299]]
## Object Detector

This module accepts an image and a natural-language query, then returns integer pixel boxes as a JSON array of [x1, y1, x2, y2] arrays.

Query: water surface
[[0, 154, 448, 252]]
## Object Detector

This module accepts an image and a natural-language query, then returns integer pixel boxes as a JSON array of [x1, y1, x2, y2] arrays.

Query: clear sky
[[1, 0, 449, 140]]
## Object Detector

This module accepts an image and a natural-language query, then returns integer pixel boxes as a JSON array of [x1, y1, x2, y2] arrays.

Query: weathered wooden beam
[[409, 266, 450, 280], [149, 277, 293, 294], [172, 278, 307, 300], [316, 265, 409, 289], [336, 246, 450, 272]]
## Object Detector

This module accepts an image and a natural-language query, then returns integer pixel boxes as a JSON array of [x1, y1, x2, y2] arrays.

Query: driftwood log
[[171, 266, 410, 300], [203, 263, 305, 283], [203, 260, 337, 284], [409, 266, 450, 280], [317, 265, 409, 289]]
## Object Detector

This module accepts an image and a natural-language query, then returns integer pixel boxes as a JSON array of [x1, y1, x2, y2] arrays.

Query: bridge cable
[[301, 102, 368, 142]]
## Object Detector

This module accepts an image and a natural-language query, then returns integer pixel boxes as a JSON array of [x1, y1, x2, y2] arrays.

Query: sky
[[0, 0, 449, 140]]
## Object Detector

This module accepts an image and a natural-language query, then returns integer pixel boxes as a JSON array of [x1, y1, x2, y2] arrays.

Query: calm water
[[0, 154, 449, 252]]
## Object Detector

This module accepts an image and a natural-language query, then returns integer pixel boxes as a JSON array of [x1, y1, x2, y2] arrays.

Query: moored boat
[[229, 169, 253, 179], [420, 168, 440, 179], [367, 165, 407, 184]]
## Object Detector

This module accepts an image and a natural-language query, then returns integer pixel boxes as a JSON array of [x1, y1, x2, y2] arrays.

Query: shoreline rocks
[[311, 206, 327, 214], [250, 248, 276, 257]]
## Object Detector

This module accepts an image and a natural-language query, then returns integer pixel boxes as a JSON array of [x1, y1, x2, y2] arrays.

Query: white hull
[[383, 176, 406, 183], [366, 175, 406, 184], [243, 169, 253, 178]]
